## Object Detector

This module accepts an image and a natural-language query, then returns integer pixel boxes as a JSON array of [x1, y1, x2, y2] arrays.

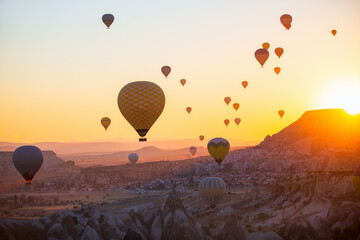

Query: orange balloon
[[186, 107, 192, 114], [224, 97, 231, 105], [234, 118, 241, 126], [199, 135, 204, 141], [274, 67, 281, 75], [262, 42, 270, 50], [331, 29, 337, 36], [280, 14, 292, 30], [224, 119, 230, 126], [233, 103, 240, 111], [242, 81, 248, 89], [255, 48, 269, 68], [180, 79, 186, 86], [278, 110, 285, 118], [274, 47, 284, 59]]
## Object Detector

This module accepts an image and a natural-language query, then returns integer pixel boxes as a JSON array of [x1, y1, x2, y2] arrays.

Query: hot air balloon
[[274, 47, 284, 59], [207, 137, 230, 165], [353, 164, 360, 195], [12, 146, 43, 184], [161, 66, 171, 78], [224, 119, 230, 126], [331, 29, 337, 36], [274, 67, 281, 75], [255, 48, 269, 68], [128, 153, 139, 164], [101, 117, 111, 131], [278, 110, 285, 118], [280, 14, 292, 30], [102, 14, 114, 29], [186, 107, 192, 114], [118, 81, 165, 142], [224, 97, 231, 105], [180, 79, 186, 86], [199, 177, 226, 208], [189, 146, 197, 156], [199, 135, 205, 141], [262, 42, 270, 50], [242, 81, 248, 89], [233, 103, 240, 111], [234, 118, 241, 126]]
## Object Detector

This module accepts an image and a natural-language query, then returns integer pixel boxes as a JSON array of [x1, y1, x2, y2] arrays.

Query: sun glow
[[316, 77, 360, 115]]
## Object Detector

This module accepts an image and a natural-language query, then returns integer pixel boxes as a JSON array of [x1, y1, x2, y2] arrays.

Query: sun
[[316, 77, 360, 115]]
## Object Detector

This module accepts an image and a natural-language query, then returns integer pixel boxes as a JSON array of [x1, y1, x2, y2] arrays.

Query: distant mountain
[[0, 139, 257, 155], [259, 109, 360, 152], [228, 109, 360, 173]]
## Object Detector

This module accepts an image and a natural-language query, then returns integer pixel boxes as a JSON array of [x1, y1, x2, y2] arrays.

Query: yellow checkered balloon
[[207, 137, 230, 165], [118, 81, 165, 141]]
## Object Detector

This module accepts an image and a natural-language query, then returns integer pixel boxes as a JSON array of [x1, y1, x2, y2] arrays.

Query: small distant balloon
[[199, 177, 226, 208], [180, 79, 186, 86], [274, 67, 281, 75], [274, 47, 284, 59], [234, 118, 241, 126], [128, 153, 139, 164], [262, 42, 270, 50], [199, 135, 205, 141], [224, 97, 231, 105], [161, 66, 171, 78], [331, 29, 337, 36], [255, 48, 269, 68], [12, 146, 43, 184], [207, 137, 230, 165], [242, 81, 248, 89], [186, 107, 192, 114], [102, 14, 114, 29], [189, 146, 197, 156], [101, 117, 111, 131], [224, 119, 230, 126], [280, 14, 292, 30], [278, 110, 285, 118], [233, 103, 240, 111]]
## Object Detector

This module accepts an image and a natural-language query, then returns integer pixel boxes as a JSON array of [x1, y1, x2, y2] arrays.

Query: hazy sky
[[1, 0, 360, 143]]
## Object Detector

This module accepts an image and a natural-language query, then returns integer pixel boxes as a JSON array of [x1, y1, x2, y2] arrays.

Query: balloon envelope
[[189, 146, 197, 156], [235, 118, 241, 126], [353, 164, 360, 195], [199, 135, 205, 141], [331, 29, 337, 36], [255, 48, 269, 68], [12, 146, 43, 184], [274, 47, 284, 59], [233, 103, 240, 111], [180, 79, 186, 86], [224, 119, 230, 126], [207, 137, 230, 165], [128, 153, 139, 164], [242, 81, 248, 89], [224, 97, 231, 105], [101, 117, 111, 130], [262, 42, 270, 50], [161, 66, 171, 78], [274, 67, 281, 75], [118, 81, 165, 141], [186, 107, 192, 114], [199, 177, 226, 208], [278, 110, 285, 118], [280, 14, 292, 30], [102, 14, 114, 28]]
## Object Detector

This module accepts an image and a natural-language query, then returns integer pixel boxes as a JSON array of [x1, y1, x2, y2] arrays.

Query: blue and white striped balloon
[[199, 177, 226, 208]]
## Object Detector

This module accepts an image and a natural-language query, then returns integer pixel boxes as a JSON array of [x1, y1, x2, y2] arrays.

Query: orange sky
[[0, 0, 360, 144]]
